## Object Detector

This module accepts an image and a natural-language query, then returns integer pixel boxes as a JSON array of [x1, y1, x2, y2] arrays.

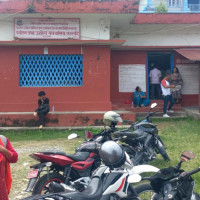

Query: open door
[[147, 52, 174, 100]]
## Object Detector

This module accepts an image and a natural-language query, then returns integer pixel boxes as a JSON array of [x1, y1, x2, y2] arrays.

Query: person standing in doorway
[[33, 91, 49, 129], [149, 62, 162, 99], [170, 67, 183, 104], [161, 72, 176, 118]]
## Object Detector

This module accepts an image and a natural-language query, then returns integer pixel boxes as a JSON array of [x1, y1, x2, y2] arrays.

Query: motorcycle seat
[[41, 151, 90, 161], [66, 152, 90, 161], [114, 129, 144, 139]]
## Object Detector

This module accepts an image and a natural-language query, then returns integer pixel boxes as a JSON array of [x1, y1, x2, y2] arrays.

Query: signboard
[[14, 18, 80, 39], [119, 64, 146, 92], [177, 64, 199, 95]]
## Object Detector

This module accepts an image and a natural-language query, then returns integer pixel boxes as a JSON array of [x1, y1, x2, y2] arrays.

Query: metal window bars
[[19, 55, 83, 87]]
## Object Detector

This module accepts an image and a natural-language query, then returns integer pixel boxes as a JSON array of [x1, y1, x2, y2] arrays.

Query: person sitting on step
[[133, 86, 150, 108], [33, 91, 49, 129]]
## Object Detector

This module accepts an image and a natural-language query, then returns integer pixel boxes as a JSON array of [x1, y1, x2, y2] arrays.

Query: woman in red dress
[[0, 135, 18, 200]]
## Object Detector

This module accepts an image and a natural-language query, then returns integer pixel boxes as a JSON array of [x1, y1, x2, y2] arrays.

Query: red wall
[[0, 45, 111, 112], [110, 50, 146, 103], [111, 50, 199, 107], [181, 95, 199, 106], [0, 0, 139, 14]]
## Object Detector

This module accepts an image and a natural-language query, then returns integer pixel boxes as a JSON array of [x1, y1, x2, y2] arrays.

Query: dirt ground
[[9, 138, 83, 200]]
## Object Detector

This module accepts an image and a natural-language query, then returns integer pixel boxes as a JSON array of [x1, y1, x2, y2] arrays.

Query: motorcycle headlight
[[163, 183, 172, 194]]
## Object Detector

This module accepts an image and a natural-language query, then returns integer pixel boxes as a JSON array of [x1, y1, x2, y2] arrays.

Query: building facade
[[0, 0, 199, 119]]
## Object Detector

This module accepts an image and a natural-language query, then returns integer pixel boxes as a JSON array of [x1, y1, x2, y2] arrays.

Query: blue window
[[19, 55, 83, 87]]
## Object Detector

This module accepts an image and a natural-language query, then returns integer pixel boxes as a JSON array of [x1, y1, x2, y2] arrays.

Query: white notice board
[[119, 64, 146, 92], [177, 64, 199, 95]]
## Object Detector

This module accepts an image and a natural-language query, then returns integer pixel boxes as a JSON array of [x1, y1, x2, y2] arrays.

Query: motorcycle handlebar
[[170, 167, 200, 183], [186, 167, 200, 177]]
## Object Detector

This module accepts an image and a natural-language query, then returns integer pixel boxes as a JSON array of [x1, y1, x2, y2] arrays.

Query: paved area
[[183, 106, 200, 120]]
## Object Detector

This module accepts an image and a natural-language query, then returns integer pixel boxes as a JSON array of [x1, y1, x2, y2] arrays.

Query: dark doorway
[[147, 52, 172, 100]]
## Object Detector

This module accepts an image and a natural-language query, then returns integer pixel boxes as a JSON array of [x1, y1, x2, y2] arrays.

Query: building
[[0, 0, 199, 126]]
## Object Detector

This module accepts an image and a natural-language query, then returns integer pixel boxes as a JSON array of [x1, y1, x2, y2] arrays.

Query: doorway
[[147, 52, 174, 100]]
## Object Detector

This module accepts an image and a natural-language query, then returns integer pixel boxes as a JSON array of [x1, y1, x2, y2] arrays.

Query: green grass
[[1, 117, 200, 195], [0, 128, 102, 142]]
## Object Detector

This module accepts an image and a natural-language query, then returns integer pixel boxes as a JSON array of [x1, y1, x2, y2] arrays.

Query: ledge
[[133, 13, 200, 24], [0, 39, 126, 46]]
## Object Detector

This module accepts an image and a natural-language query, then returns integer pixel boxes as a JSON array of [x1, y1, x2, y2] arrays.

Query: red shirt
[[0, 138, 18, 200]]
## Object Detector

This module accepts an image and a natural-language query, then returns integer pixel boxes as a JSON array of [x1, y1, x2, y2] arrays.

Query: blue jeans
[[163, 94, 175, 114], [134, 97, 150, 107]]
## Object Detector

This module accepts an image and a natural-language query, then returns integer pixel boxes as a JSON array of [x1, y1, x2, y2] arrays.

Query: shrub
[[155, 2, 168, 13]]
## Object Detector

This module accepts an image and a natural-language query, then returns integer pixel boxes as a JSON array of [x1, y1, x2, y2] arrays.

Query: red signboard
[[14, 18, 80, 40]]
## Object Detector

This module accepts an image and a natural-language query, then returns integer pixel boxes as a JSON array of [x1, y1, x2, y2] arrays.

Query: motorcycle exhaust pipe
[[49, 182, 65, 193], [49, 182, 76, 193]]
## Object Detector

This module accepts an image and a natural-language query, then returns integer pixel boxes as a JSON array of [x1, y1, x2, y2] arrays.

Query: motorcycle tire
[[158, 145, 170, 161], [32, 173, 65, 195], [134, 183, 158, 199]]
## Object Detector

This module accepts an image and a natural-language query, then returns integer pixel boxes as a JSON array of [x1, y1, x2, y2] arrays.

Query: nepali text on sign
[[14, 18, 80, 40]]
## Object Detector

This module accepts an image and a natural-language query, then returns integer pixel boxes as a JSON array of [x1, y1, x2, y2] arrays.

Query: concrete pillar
[[184, 0, 188, 11]]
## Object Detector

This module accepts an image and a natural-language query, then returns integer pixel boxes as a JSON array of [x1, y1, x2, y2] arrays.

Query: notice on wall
[[119, 64, 146, 92], [177, 64, 199, 94], [14, 18, 80, 39]]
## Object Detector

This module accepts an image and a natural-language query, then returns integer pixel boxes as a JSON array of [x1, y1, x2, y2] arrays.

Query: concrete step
[[136, 111, 187, 118], [112, 102, 182, 113], [0, 111, 136, 127]]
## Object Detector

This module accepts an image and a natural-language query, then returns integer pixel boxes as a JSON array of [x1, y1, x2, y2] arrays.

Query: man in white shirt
[[149, 63, 162, 99], [161, 72, 176, 117]]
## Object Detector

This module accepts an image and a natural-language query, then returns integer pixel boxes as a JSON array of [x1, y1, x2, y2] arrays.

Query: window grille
[[168, 0, 183, 7], [19, 55, 83, 87]]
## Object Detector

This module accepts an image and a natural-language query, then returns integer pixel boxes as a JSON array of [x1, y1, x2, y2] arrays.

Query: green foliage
[[2, 118, 200, 193], [155, 2, 168, 13]]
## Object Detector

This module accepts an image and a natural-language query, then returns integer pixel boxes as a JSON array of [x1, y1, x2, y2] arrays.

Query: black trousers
[[35, 107, 49, 126], [150, 84, 161, 99], [37, 112, 48, 126]]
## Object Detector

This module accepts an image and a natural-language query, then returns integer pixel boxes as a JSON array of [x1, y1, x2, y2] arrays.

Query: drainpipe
[[183, 0, 188, 12]]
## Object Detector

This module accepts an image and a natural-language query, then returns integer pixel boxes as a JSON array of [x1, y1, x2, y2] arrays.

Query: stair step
[[136, 111, 187, 118]]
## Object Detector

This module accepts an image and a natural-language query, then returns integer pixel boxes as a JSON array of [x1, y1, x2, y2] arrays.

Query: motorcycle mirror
[[127, 174, 142, 183], [68, 133, 78, 140], [150, 103, 157, 109], [181, 151, 195, 162]]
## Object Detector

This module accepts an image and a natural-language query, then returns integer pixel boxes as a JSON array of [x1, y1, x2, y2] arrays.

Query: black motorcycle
[[113, 103, 170, 165], [135, 150, 200, 200]]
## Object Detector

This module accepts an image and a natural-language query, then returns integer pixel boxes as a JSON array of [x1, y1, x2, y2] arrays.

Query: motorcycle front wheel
[[157, 140, 170, 161], [134, 183, 159, 200], [32, 173, 65, 195]]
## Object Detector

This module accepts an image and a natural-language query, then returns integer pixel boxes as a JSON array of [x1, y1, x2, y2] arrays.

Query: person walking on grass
[[33, 91, 49, 129], [161, 72, 176, 118]]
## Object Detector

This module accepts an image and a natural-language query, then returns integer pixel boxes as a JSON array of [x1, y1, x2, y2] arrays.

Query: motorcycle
[[22, 141, 160, 200], [25, 133, 103, 194], [113, 103, 170, 165], [135, 150, 200, 200]]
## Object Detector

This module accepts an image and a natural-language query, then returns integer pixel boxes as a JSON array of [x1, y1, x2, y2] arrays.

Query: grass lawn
[[1, 117, 200, 199]]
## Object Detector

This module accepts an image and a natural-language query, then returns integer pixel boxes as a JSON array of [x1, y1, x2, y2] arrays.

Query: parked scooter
[[22, 141, 159, 200], [113, 103, 170, 165], [135, 150, 200, 200]]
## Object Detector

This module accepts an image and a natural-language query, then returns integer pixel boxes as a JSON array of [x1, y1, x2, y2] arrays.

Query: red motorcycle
[[25, 133, 101, 195]]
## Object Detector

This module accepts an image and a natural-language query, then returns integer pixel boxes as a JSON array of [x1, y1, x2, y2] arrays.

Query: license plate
[[28, 169, 39, 179]]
